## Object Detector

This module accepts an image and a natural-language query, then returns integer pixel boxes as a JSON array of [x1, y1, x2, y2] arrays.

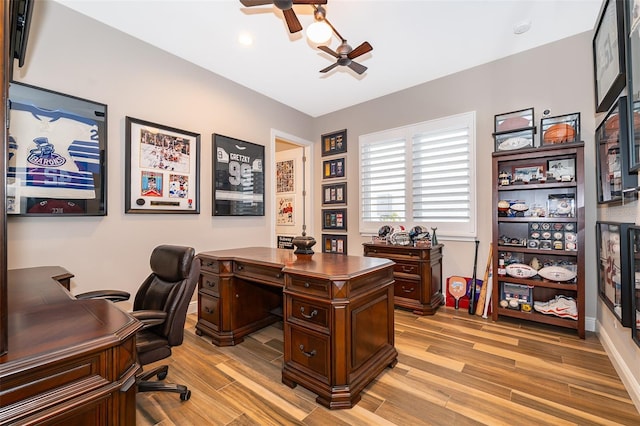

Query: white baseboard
[[585, 315, 596, 332], [188, 300, 197, 315], [597, 320, 640, 413]]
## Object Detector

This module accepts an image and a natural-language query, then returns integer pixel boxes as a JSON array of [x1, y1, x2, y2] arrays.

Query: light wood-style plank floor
[[137, 308, 640, 425]]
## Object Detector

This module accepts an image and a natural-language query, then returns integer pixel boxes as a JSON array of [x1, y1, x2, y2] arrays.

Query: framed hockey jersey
[[7, 82, 107, 216]]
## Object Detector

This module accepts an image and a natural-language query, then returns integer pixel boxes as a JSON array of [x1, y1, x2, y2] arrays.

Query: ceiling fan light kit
[[239, 0, 372, 74]]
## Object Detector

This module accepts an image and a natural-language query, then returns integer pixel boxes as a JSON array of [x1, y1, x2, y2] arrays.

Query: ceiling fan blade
[[239, 0, 274, 6], [319, 62, 339, 73], [348, 61, 367, 75], [348, 41, 373, 59], [318, 45, 340, 58], [292, 0, 327, 3], [282, 9, 302, 33]]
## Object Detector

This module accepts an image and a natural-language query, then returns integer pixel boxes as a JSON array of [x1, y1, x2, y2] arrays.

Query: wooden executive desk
[[0, 267, 141, 425], [195, 247, 398, 409]]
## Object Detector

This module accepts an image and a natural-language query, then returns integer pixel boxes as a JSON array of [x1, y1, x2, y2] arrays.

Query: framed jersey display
[[125, 117, 200, 213], [213, 134, 264, 216], [7, 82, 107, 216]]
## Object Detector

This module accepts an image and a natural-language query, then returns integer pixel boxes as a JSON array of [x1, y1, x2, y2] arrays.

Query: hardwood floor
[[137, 308, 640, 425]]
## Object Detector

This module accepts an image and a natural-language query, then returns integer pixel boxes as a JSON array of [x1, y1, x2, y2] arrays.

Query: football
[[509, 202, 529, 212], [505, 263, 538, 278], [498, 116, 530, 132], [543, 123, 576, 144], [537, 265, 576, 282], [498, 137, 530, 151]]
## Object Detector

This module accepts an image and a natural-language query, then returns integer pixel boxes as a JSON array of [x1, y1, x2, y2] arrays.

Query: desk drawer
[[288, 276, 330, 298], [394, 278, 420, 300], [289, 297, 329, 331], [235, 261, 284, 286], [199, 292, 220, 328], [199, 273, 220, 295], [393, 261, 420, 277], [288, 326, 329, 379], [198, 257, 220, 273]]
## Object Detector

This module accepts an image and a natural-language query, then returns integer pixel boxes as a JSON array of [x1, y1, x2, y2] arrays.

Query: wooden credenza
[[363, 243, 444, 315], [0, 267, 141, 425], [195, 247, 398, 409]]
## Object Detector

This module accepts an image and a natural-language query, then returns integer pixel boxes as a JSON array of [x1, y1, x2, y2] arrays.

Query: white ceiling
[[52, 0, 603, 118]]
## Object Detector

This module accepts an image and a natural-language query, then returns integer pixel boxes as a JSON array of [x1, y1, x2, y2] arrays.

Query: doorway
[[270, 129, 314, 248]]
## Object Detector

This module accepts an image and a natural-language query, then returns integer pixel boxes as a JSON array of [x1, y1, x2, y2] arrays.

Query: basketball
[[498, 116, 529, 132], [543, 123, 576, 144]]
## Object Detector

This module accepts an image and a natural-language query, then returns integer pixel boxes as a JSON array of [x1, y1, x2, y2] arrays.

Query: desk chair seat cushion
[[134, 244, 199, 365]]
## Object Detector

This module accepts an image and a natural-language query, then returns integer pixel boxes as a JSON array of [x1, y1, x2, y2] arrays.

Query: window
[[359, 112, 476, 239]]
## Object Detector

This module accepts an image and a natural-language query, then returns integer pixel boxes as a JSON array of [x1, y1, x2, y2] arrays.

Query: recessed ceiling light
[[513, 20, 531, 35], [238, 33, 253, 46]]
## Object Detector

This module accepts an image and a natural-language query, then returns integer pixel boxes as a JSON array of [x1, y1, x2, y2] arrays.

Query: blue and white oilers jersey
[[8, 102, 101, 199]]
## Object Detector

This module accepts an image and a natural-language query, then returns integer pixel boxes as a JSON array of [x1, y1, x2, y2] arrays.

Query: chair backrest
[[133, 245, 200, 346]]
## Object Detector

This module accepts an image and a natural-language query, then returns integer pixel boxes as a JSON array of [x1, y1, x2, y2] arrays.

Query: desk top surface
[[1, 266, 140, 369], [198, 247, 394, 279]]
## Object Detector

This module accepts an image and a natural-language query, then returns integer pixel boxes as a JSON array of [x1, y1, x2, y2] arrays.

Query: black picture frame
[[322, 182, 347, 205], [595, 97, 638, 204], [593, 0, 626, 113], [7, 82, 107, 216], [213, 134, 265, 216], [322, 157, 345, 179], [125, 117, 200, 214], [625, 0, 640, 171], [321, 129, 347, 156], [596, 221, 633, 327], [628, 226, 640, 347], [322, 234, 347, 255], [322, 208, 347, 231]]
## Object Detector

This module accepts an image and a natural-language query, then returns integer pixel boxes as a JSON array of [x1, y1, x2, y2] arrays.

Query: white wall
[[8, 1, 313, 301], [8, 0, 639, 410]]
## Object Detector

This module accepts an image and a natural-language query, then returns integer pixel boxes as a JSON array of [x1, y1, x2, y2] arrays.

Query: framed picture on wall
[[596, 221, 633, 327], [321, 129, 347, 156], [322, 157, 345, 179], [322, 182, 347, 205], [213, 134, 265, 216], [7, 82, 107, 216], [593, 0, 626, 113], [322, 208, 347, 231], [276, 159, 294, 193], [322, 234, 347, 255], [625, 0, 640, 170], [125, 116, 200, 213], [628, 226, 640, 347]]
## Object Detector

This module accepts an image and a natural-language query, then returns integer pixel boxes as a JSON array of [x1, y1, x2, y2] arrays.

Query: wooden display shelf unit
[[492, 143, 585, 338]]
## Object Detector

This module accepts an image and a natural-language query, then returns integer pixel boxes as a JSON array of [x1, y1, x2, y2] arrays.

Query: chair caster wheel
[[157, 371, 167, 380], [180, 390, 191, 401]]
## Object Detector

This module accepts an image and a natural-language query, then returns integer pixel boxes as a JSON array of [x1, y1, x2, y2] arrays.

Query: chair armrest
[[131, 310, 168, 329], [75, 290, 131, 302]]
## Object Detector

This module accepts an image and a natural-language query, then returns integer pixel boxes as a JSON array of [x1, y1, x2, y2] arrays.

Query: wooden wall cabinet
[[492, 144, 585, 338], [363, 243, 443, 315]]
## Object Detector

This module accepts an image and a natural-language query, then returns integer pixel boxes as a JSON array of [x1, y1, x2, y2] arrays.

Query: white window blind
[[359, 112, 476, 239]]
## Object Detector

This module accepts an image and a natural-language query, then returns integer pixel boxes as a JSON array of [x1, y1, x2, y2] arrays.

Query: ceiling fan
[[239, 0, 327, 34], [318, 40, 373, 75]]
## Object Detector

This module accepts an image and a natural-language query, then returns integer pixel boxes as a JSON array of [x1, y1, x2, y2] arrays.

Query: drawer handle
[[402, 266, 414, 273], [206, 280, 215, 287], [205, 306, 213, 314], [299, 344, 317, 358], [276, 273, 282, 279], [304, 282, 310, 288], [204, 261, 215, 268], [300, 307, 318, 319], [401, 286, 414, 293], [237, 265, 244, 271]]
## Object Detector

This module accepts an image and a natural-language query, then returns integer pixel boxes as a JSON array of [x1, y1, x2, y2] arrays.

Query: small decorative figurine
[[430, 227, 438, 246]]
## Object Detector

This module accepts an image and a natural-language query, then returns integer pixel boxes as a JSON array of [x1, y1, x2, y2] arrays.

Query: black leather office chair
[[76, 244, 200, 401]]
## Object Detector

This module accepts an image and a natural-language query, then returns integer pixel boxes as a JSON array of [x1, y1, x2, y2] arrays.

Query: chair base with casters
[[75, 244, 200, 402]]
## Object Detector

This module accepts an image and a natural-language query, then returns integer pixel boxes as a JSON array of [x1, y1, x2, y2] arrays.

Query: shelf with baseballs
[[492, 143, 585, 338]]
